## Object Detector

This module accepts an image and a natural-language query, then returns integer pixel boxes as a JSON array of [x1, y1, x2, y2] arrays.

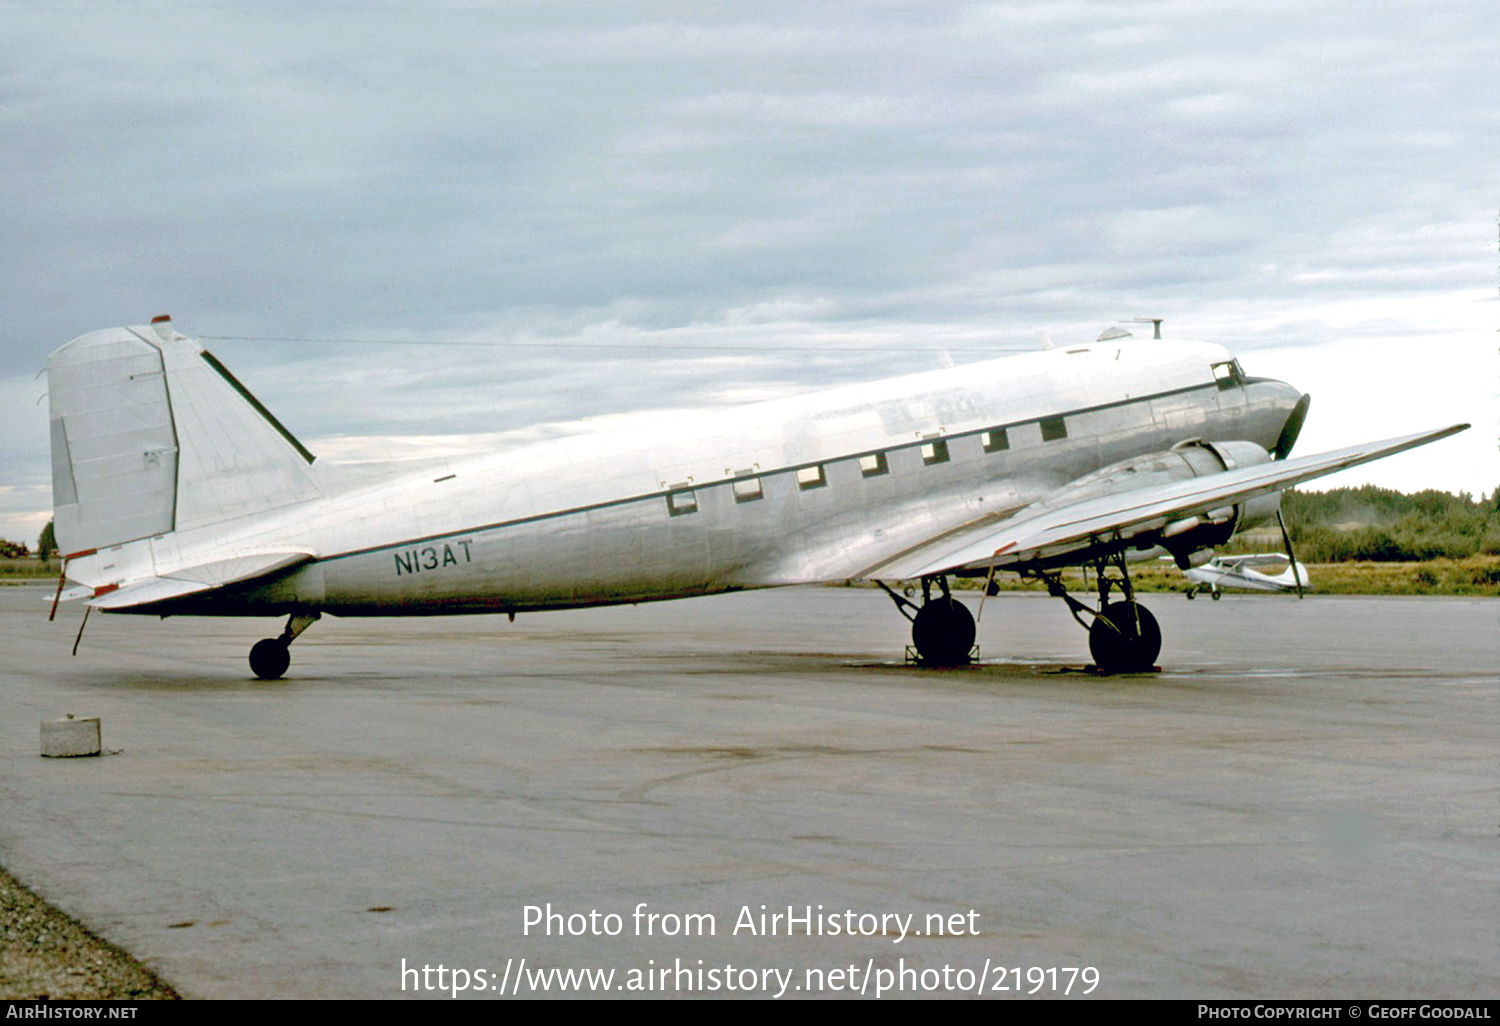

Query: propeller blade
[[1272, 393, 1311, 460]]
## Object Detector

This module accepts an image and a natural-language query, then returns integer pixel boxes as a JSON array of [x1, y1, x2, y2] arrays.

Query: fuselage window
[[1040, 416, 1068, 442], [921, 439, 950, 465], [982, 428, 1009, 453], [666, 489, 698, 516], [859, 452, 889, 477], [732, 476, 764, 503], [796, 465, 827, 490]]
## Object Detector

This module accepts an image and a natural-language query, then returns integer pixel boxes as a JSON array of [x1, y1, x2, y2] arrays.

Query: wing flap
[[865, 424, 1467, 580]]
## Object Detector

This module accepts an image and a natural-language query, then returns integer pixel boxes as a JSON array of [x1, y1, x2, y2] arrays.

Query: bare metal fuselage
[[107, 338, 1298, 619]]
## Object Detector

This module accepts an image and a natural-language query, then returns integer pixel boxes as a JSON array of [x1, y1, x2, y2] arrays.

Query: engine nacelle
[[1036, 439, 1278, 569], [1158, 441, 1280, 567]]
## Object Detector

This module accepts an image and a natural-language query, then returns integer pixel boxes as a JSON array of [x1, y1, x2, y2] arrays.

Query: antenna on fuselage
[[1127, 317, 1164, 339]]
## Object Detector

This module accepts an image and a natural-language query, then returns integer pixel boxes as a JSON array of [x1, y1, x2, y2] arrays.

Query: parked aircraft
[[1180, 553, 1312, 599], [44, 317, 1465, 677]]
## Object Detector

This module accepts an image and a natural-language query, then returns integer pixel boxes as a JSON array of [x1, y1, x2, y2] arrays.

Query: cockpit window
[[1211, 360, 1245, 390]]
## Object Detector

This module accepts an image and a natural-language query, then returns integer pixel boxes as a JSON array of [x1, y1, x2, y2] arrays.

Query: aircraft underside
[[232, 559, 1166, 680]]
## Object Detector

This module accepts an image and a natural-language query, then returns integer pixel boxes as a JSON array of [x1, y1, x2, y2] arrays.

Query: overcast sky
[[3, 1, 1496, 544]]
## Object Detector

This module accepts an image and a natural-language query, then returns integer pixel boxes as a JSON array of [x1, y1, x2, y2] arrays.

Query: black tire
[[1088, 601, 1161, 673], [1211, 589, 1221, 601], [249, 638, 291, 680], [1186, 589, 1196, 600], [911, 597, 976, 667]]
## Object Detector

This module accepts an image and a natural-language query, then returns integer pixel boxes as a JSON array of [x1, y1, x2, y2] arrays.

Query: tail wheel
[[1088, 601, 1161, 674], [249, 638, 291, 680], [911, 597, 976, 667]]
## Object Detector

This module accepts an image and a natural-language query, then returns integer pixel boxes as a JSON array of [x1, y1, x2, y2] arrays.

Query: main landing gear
[[880, 557, 1160, 673], [877, 577, 976, 667], [1027, 554, 1161, 674], [249, 612, 320, 680]]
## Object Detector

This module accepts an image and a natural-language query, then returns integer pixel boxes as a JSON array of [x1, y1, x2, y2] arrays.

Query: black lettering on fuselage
[[394, 540, 474, 576]]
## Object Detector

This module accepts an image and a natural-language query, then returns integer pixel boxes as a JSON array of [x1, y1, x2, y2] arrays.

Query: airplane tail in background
[[47, 317, 322, 556]]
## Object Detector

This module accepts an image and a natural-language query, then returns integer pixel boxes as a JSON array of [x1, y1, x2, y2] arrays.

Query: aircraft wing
[[1213, 553, 1294, 570], [1200, 554, 1255, 569], [77, 552, 313, 611], [862, 424, 1467, 580]]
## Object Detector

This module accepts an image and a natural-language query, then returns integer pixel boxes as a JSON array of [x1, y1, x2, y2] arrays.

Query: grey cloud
[[2, 1, 1496, 539]]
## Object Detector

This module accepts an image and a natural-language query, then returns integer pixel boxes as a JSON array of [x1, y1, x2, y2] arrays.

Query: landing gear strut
[[878, 576, 976, 667], [249, 612, 320, 680], [1028, 554, 1161, 674]]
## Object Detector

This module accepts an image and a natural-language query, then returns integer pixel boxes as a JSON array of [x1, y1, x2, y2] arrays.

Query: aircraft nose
[[1242, 376, 1309, 458]]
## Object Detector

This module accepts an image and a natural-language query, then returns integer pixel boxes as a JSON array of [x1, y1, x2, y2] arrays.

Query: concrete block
[[41, 715, 101, 758]]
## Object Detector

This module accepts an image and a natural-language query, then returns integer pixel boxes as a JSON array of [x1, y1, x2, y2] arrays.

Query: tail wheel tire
[[1088, 601, 1161, 673], [249, 638, 291, 680], [911, 597, 976, 667]]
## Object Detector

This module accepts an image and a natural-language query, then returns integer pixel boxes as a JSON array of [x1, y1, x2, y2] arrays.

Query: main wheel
[[911, 597, 976, 667], [1088, 601, 1161, 673], [249, 638, 291, 680]]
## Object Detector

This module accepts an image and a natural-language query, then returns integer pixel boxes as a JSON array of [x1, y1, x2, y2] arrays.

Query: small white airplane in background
[[1180, 553, 1312, 600], [44, 316, 1465, 678]]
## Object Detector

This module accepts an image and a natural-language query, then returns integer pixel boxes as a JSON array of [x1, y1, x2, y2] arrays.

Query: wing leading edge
[[862, 424, 1469, 581]]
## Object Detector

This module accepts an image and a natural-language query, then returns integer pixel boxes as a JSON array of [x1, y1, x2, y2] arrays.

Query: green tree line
[[1280, 486, 1500, 562]]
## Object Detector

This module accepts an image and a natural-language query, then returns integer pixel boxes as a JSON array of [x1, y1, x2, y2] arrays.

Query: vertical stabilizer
[[48, 328, 179, 554], [47, 320, 321, 555]]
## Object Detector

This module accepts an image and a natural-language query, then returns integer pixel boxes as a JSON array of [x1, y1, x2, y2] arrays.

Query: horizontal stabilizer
[[88, 576, 214, 610], [83, 552, 312, 611], [863, 423, 1469, 580], [50, 583, 95, 604]]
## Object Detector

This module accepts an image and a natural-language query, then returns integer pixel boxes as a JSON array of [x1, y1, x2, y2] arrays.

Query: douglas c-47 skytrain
[[44, 316, 1465, 678]]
